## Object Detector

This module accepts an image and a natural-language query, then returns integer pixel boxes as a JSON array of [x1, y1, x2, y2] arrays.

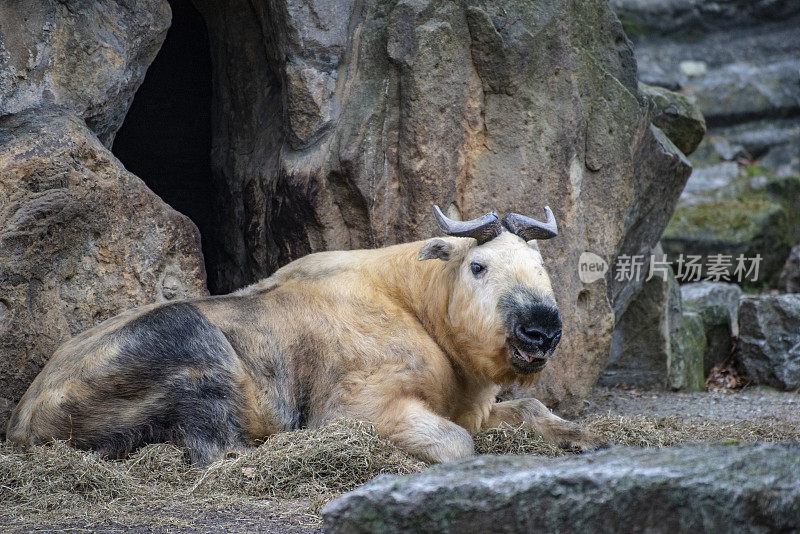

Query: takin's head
[[418, 206, 561, 384]]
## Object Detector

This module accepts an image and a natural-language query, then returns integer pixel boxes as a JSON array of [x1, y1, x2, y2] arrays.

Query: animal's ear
[[526, 239, 544, 264], [418, 238, 455, 261]]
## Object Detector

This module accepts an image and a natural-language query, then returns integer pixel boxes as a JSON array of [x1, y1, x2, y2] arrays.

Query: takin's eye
[[470, 262, 486, 277]]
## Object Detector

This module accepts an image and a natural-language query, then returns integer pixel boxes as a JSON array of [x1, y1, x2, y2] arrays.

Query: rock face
[[602, 253, 680, 389], [680, 281, 742, 335], [778, 245, 800, 294], [738, 294, 800, 390], [0, 106, 207, 432], [613, 0, 800, 130], [0, 0, 171, 146], [613, 0, 800, 289], [322, 442, 800, 534], [192, 0, 692, 415], [610, 0, 800, 37], [601, 245, 705, 391]]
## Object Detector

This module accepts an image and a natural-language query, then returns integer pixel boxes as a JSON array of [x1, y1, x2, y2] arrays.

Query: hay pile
[[190, 421, 426, 502], [473, 425, 566, 456], [0, 421, 423, 530], [2, 415, 799, 530]]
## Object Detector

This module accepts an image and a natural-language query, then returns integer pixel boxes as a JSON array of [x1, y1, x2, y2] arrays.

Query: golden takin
[[8, 206, 603, 464]]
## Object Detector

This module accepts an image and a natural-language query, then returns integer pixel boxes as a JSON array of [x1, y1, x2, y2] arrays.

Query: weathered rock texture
[[613, 0, 800, 129], [602, 248, 681, 389], [611, 0, 800, 37], [738, 294, 800, 391], [192, 0, 692, 414], [668, 309, 706, 391], [323, 442, 800, 534], [0, 107, 207, 434], [0, 0, 171, 146], [663, 170, 800, 287]]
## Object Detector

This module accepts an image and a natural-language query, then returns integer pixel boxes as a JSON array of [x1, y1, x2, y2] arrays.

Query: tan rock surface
[[0, 107, 207, 433]]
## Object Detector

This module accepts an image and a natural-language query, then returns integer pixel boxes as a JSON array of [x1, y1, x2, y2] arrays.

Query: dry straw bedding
[[2, 416, 799, 530]]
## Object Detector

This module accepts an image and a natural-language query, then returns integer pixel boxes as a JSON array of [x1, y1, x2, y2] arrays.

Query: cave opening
[[112, 0, 218, 292]]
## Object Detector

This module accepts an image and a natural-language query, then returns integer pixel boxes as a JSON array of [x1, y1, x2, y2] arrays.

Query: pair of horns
[[432, 205, 558, 245]]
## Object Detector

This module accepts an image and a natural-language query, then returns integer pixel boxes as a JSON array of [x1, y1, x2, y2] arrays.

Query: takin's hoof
[[559, 435, 611, 454]]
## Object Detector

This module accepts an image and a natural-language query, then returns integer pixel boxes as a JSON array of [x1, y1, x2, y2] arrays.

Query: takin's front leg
[[371, 398, 474, 464], [484, 398, 607, 453]]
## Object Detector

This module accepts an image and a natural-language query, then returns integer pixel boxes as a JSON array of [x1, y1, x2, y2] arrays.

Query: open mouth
[[509, 345, 548, 373]]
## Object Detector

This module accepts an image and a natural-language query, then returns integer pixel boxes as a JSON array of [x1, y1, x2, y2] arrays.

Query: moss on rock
[[668, 311, 706, 391], [663, 171, 800, 287]]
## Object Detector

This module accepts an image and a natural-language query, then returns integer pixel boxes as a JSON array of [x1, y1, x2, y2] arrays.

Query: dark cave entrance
[[112, 0, 218, 291]]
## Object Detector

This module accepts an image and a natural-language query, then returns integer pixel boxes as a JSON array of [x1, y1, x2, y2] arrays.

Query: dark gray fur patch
[[63, 303, 245, 464], [418, 238, 454, 261], [220, 326, 303, 432]]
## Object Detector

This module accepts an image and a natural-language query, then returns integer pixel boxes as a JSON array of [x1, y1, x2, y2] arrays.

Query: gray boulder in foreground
[[739, 294, 800, 390], [322, 443, 800, 534]]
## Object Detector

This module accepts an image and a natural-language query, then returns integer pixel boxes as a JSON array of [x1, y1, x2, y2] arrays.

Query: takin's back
[[6, 240, 462, 463]]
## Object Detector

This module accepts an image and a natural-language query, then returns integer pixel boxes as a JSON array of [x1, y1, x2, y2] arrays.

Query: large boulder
[[602, 248, 678, 389], [738, 294, 800, 390], [323, 442, 800, 534], [684, 60, 800, 128], [613, 1, 800, 289], [612, 0, 800, 229], [0, 0, 171, 146], [192, 0, 692, 415], [0, 107, 208, 435], [610, 0, 800, 37], [613, 0, 800, 126]]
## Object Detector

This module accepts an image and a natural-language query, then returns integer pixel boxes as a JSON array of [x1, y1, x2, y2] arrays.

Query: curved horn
[[433, 205, 502, 244], [501, 206, 558, 241]]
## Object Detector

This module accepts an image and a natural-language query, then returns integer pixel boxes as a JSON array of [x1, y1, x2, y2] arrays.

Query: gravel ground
[[583, 386, 800, 423], [6, 503, 323, 534]]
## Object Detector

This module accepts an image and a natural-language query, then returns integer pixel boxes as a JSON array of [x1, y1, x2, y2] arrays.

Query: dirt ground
[[5, 386, 798, 534]]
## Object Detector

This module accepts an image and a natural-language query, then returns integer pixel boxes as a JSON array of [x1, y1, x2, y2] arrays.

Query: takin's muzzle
[[499, 291, 562, 374]]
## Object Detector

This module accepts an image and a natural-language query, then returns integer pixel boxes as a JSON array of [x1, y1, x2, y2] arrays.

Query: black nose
[[515, 307, 562, 353]]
